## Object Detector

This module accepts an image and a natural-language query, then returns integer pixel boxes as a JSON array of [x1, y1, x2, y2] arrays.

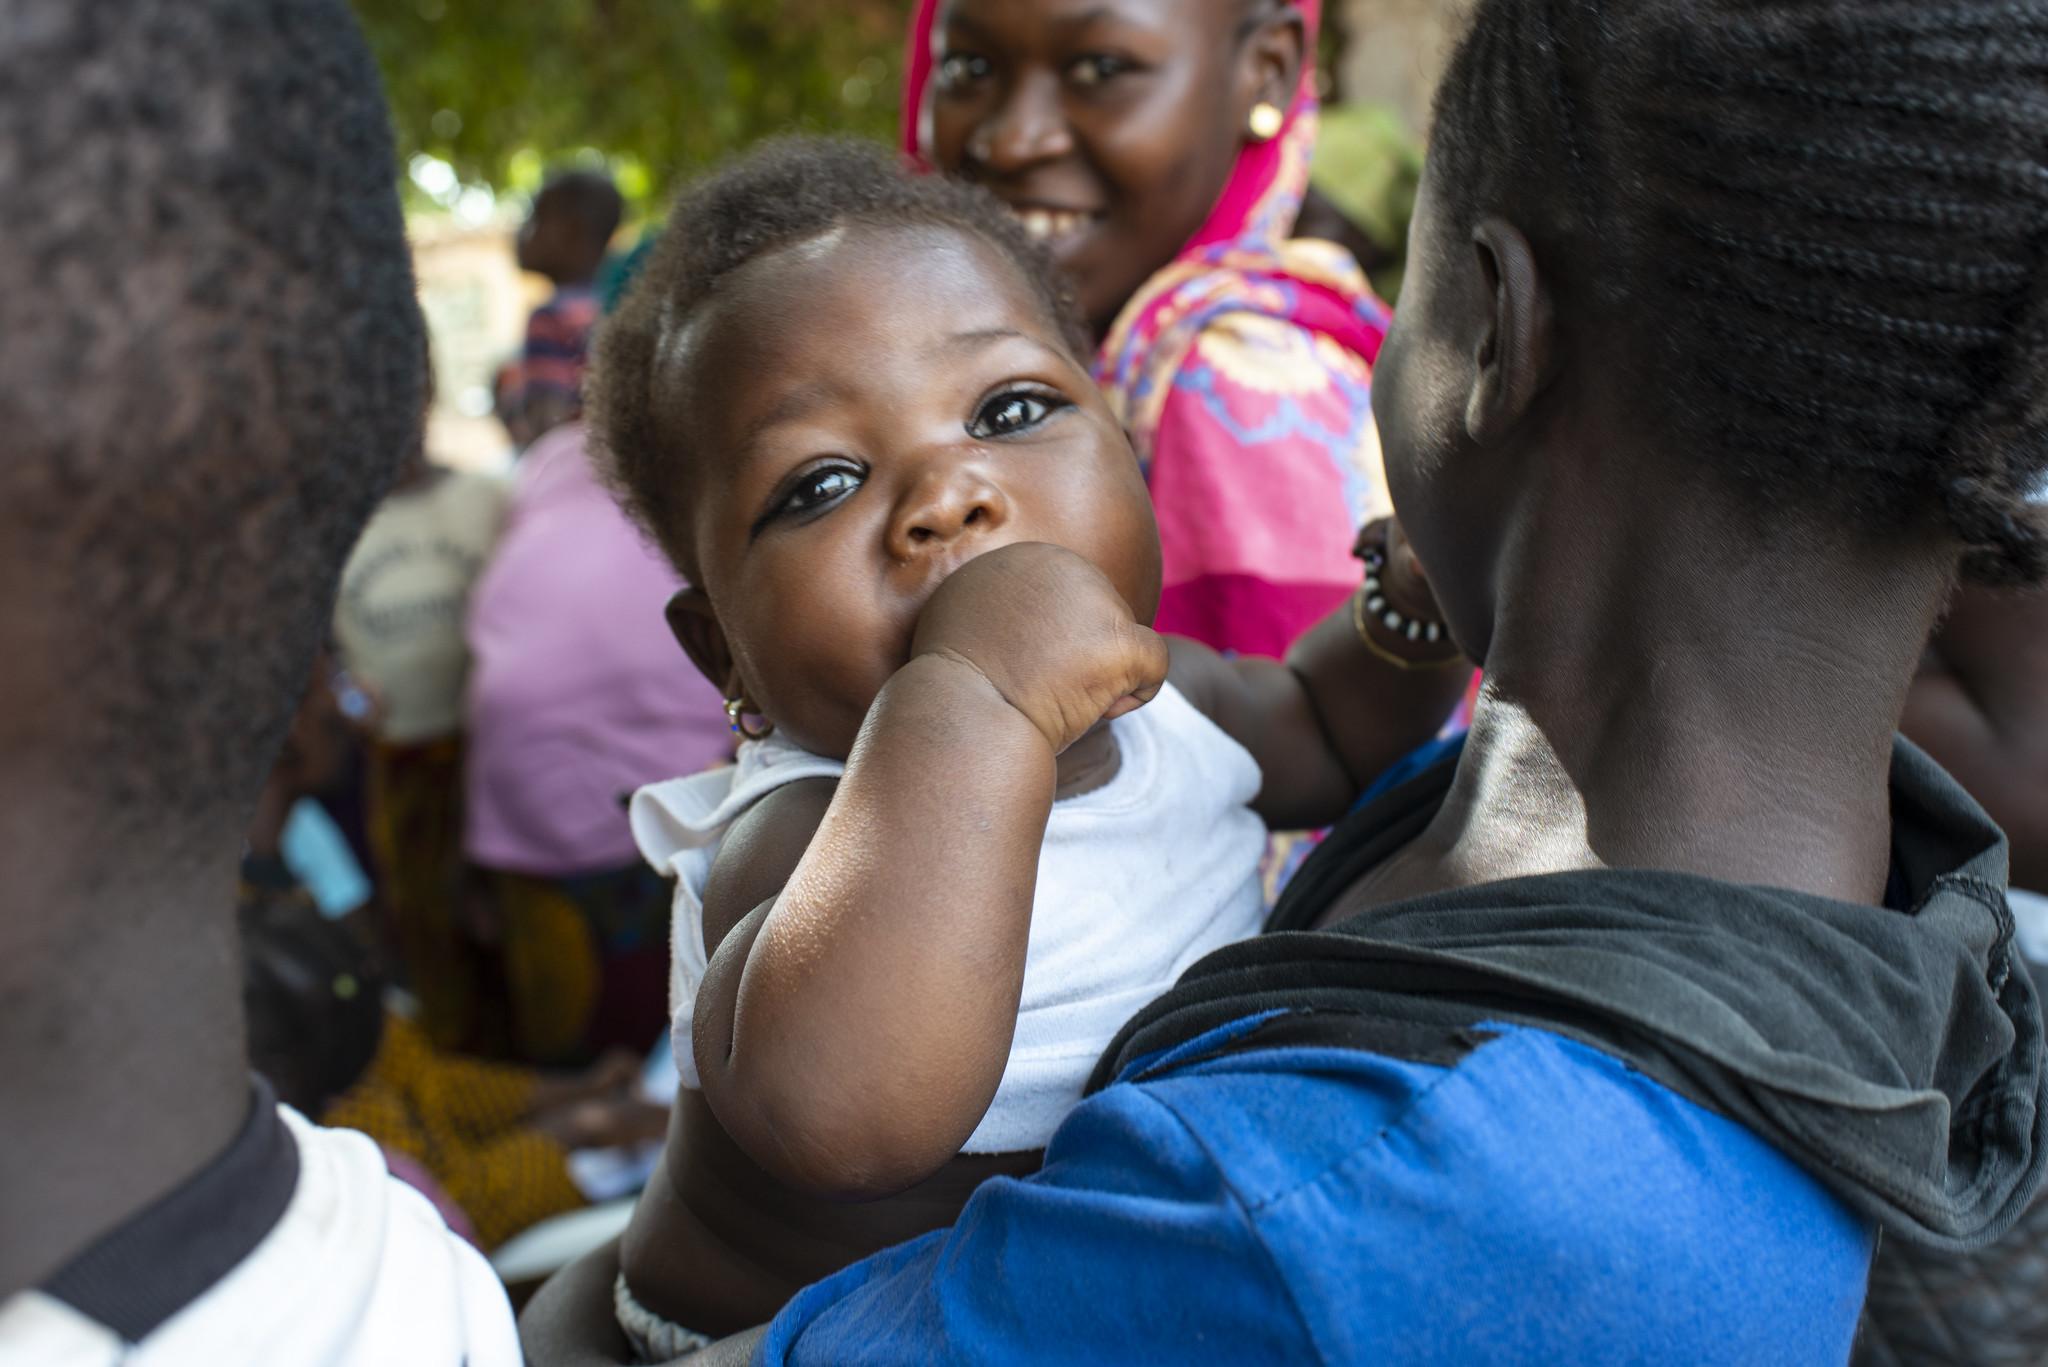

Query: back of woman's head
[[1431, 0, 2048, 584]]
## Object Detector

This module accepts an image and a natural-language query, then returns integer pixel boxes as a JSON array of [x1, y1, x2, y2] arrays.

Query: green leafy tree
[[353, 0, 908, 207]]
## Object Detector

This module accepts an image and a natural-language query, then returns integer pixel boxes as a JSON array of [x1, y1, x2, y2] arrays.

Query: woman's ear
[[1237, 4, 1306, 120], [1464, 216, 1554, 446], [664, 588, 736, 695]]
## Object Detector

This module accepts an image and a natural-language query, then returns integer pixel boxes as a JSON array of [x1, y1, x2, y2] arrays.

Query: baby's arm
[[691, 544, 1167, 1201], [692, 657, 1053, 1199], [1171, 522, 1472, 830]]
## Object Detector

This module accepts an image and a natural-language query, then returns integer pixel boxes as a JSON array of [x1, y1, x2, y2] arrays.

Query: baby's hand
[[912, 542, 1169, 754]]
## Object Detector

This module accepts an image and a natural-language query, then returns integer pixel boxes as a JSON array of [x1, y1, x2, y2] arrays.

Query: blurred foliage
[[359, 0, 1420, 293], [354, 0, 908, 211], [1308, 103, 1422, 300]]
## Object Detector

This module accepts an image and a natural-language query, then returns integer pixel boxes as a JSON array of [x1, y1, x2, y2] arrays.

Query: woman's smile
[[1002, 201, 1103, 250]]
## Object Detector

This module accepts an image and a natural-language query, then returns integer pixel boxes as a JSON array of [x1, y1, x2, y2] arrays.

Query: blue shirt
[[758, 1020, 1873, 1364]]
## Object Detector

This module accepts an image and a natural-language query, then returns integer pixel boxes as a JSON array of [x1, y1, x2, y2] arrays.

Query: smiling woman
[[906, 0, 1397, 660]]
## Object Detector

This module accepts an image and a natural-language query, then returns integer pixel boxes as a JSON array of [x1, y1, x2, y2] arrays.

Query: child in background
[[511, 169, 623, 441], [592, 138, 1469, 1354]]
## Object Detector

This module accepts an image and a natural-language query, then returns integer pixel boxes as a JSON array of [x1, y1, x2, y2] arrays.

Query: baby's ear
[[664, 587, 733, 693]]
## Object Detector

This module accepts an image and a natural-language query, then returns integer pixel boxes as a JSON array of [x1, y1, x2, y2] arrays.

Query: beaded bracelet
[[1354, 544, 1465, 670]]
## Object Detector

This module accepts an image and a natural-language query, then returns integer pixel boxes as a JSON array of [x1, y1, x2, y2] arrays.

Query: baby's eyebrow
[[733, 379, 853, 464], [929, 326, 1057, 361]]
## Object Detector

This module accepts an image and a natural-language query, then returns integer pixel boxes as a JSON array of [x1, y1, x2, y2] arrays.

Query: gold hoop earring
[[724, 697, 774, 742], [1247, 102, 1284, 141]]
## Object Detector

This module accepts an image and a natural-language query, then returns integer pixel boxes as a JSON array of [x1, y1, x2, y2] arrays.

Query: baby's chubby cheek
[[1096, 500, 1165, 626], [734, 617, 903, 761]]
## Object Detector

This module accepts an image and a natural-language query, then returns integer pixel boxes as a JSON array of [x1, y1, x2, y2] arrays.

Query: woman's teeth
[[1011, 207, 1090, 242]]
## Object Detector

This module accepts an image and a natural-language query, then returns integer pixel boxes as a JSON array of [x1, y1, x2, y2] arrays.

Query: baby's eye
[[1067, 54, 1133, 88], [937, 51, 992, 90], [773, 465, 862, 522], [969, 390, 1067, 439]]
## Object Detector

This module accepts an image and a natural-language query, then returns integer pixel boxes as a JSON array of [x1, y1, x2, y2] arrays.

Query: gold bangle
[[1352, 588, 1466, 672]]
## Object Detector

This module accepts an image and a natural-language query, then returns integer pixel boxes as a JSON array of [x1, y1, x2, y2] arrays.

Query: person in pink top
[[465, 421, 731, 1065]]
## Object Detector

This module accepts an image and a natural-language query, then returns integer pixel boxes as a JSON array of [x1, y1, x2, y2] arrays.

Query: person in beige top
[[335, 454, 508, 744], [334, 448, 509, 1052]]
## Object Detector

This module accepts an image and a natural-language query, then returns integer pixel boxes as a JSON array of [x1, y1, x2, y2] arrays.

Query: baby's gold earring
[[724, 696, 775, 742], [1247, 102, 1284, 141]]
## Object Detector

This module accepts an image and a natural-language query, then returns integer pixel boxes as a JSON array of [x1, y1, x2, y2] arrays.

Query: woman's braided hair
[[1430, 0, 2048, 584]]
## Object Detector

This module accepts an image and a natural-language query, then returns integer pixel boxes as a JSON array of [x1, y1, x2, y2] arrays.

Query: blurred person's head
[[0, 0, 422, 913], [240, 885, 386, 1117], [517, 169, 625, 287]]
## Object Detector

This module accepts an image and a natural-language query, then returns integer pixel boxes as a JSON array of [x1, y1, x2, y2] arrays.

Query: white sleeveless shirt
[[629, 681, 1267, 1154]]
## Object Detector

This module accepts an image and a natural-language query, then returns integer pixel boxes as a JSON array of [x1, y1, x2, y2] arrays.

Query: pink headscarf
[[902, 0, 1393, 659]]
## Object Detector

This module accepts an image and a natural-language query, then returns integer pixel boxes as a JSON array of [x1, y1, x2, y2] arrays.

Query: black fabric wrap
[[1091, 739, 2048, 1254], [1855, 964, 2048, 1365]]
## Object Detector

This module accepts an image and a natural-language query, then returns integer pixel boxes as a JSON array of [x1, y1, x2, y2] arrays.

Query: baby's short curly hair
[[1431, 0, 2048, 584], [591, 136, 1088, 575]]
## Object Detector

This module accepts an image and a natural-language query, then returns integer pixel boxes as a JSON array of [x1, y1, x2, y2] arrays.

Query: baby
[[591, 138, 1468, 1353]]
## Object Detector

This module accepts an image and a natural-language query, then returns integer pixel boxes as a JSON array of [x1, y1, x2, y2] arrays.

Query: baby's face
[[664, 222, 1161, 758]]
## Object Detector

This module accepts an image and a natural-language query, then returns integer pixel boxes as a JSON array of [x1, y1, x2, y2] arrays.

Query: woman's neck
[[1409, 493, 1953, 906]]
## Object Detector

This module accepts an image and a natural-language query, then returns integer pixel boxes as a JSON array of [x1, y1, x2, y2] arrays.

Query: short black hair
[[537, 168, 625, 247], [592, 136, 1088, 575], [1429, 0, 2048, 585], [0, 0, 423, 821]]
